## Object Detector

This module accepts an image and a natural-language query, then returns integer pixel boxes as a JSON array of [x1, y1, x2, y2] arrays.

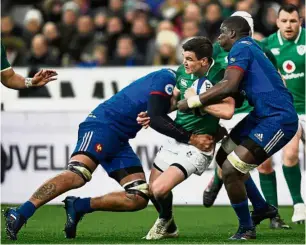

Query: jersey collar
[[277, 27, 302, 45], [205, 58, 215, 76]]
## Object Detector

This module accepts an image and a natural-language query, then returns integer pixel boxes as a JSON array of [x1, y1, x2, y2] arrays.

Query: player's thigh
[[149, 166, 163, 186], [217, 114, 255, 167], [257, 157, 273, 174], [298, 114, 305, 143], [154, 138, 214, 179], [71, 122, 121, 171]]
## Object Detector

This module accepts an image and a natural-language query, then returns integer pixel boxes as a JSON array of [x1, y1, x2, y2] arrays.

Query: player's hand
[[189, 134, 214, 152], [184, 88, 196, 99], [177, 99, 191, 112], [137, 111, 150, 129], [31, 69, 58, 87]]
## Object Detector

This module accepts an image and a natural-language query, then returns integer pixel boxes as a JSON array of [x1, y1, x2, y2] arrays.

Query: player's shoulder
[[176, 65, 185, 78], [261, 32, 278, 46]]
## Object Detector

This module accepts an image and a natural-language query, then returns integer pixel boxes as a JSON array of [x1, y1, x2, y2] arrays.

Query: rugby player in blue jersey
[[178, 16, 298, 240], [4, 68, 214, 240]]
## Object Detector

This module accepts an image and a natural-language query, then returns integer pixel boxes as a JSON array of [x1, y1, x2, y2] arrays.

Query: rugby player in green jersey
[[1, 41, 57, 89], [259, 4, 305, 224]]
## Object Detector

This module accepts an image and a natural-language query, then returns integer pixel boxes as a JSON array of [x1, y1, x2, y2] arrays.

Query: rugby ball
[[190, 78, 213, 116]]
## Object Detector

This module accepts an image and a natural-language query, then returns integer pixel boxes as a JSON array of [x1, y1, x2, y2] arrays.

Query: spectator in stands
[[23, 9, 44, 48], [106, 16, 124, 60], [1, 15, 23, 39], [2, 38, 26, 67], [220, 0, 235, 18], [68, 15, 95, 64], [42, 0, 63, 23], [152, 30, 179, 66], [201, 2, 223, 42], [110, 35, 144, 66], [183, 3, 202, 23], [58, 1, 79, 54], [131, 17, 152, 58], [93, 8, 108, 43], [26, 34, 59, 67], [43, 22, 62, 62], [108, 0, 124, 19]]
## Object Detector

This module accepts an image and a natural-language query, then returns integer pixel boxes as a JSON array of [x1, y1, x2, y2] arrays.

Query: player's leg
[[257, 158, 290, 229], [63, 141, 149, 238], [282, 122, 305, 224]]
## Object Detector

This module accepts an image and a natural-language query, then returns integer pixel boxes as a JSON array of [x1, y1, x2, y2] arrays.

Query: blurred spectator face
[[253, 32, 264, 41], [157, 20, 174, 32], [43, 22, 59, 41], [107, 17, 123, 34], [277, 9, 302, 40], [26, 19, 41, 34], [159, 44, 174, 58], [109, 0, 123, 12], [93, 45, 107, 65], [117, 37, 134, 57], [205, 3, 222, 23], [197, 0, 211, 7], [1, 16, 13, 35], [184, 3, 201, 22], [63, 10, 78, 25], [182, 21, 199, 38], [94, 12, 107, 29], [236, 0, 252, 12], [132, 18, 150, 36], [77, 16, 93, 34], [266, 6, 278, 27], [284, 0, 300, 6], [32, 35, 48, 57]]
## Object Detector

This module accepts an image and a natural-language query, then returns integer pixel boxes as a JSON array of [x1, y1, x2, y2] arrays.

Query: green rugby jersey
[[1, 41, 11, 72], [174, 60, 224, 135], [261, 28, 305, 114]]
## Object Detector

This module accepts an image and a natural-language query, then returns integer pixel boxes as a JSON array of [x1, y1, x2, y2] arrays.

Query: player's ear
[[201, 57, 209, 67], [230, 29, 236, 39]]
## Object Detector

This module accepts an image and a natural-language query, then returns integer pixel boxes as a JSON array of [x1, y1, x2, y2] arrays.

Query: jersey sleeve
[[227, 45, 252, 72], [1, 43, 11, 72], [150, 70, 176, 97]]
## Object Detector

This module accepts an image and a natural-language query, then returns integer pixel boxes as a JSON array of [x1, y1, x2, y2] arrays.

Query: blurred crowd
[[1, 0, 305, 68]]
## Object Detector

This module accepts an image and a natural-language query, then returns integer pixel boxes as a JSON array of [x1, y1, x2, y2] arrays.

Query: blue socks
[[74, 198, 94, 214], [231, 199, 253, 228], [245, 177, 268, 211], [17, 201, 36, 220]]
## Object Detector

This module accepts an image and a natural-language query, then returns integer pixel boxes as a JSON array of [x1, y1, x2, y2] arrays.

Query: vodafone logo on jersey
[[282, 60, 296, 73]]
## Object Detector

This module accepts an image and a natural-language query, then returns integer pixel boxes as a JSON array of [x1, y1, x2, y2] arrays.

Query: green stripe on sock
[[283, 164, 304, 205], [259, 171, 278, 207]]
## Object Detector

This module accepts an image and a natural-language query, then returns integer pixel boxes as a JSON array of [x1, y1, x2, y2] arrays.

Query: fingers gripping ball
[[190, 78, 213, 116]]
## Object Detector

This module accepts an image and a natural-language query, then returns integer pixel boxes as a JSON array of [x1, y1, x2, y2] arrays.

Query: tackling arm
[[178, 68, 244, 111], [202, 97, 235, 120]]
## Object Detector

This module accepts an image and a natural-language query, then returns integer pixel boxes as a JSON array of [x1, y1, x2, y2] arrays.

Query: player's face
[[277, 10, 302, 40], [183, 51, 203, 74], [218, 24, 232, 51]]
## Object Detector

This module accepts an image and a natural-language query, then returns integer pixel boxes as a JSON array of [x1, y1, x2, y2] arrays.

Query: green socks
[[283, 164, 304, 204], [259, 171, 278, 207]]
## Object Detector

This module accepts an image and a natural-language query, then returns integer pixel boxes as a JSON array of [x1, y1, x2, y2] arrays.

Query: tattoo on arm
[[32, 183, 56, 200]]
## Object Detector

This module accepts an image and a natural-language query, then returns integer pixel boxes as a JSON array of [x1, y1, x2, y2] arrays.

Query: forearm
[[1, 72, 27, 90], [149, 115, 191, 143], [202, 97, 235, 119]]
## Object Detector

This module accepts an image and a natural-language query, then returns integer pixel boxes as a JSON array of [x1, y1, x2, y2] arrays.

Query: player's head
[[182, 36, 213, 75], [277, 4, 302, 40], [218, 16, 250, 51], [231, 11, 254, 37]]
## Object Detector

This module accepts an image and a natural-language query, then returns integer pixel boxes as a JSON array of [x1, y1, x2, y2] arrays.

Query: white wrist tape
[[25, 78, 33, 88], [187, 95, 202, 108]]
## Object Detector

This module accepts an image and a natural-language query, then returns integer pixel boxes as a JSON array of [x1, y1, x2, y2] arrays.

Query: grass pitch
[[1, 205, 305, 244]]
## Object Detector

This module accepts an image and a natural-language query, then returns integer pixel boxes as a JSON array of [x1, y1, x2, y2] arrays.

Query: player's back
[[228, 36, 296, 120], [84, 69, 176, 139]]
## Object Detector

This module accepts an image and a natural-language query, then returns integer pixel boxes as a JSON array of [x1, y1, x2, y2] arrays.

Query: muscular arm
[[178, 68, 244, 111], [202, 97, 235, 120], [1, 68, 28, 90], [147, 94, 192, 143], [169, 86, 180, 112]]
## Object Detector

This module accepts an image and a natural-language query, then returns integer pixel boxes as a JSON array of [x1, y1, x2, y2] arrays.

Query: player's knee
[[283, 149, 299, 166], [151, 181, 169, 200], [257, 158, 274, 174], [222, 160, 241, 184], [67, 161, 93, 184], [124, 179, 149, 211]]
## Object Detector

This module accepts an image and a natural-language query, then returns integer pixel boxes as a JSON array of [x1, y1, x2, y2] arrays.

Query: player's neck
[[194, 67, 208, 78]]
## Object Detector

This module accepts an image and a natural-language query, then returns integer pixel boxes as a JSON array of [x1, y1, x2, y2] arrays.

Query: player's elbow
[[221, 98, 235, 120], [222, 108, 234, 120]]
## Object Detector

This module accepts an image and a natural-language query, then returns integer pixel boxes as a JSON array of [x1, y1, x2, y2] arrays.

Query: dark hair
[[222, 16, 250, 37], [278, 4, 300, 17], [182, 36, 213, 60]]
